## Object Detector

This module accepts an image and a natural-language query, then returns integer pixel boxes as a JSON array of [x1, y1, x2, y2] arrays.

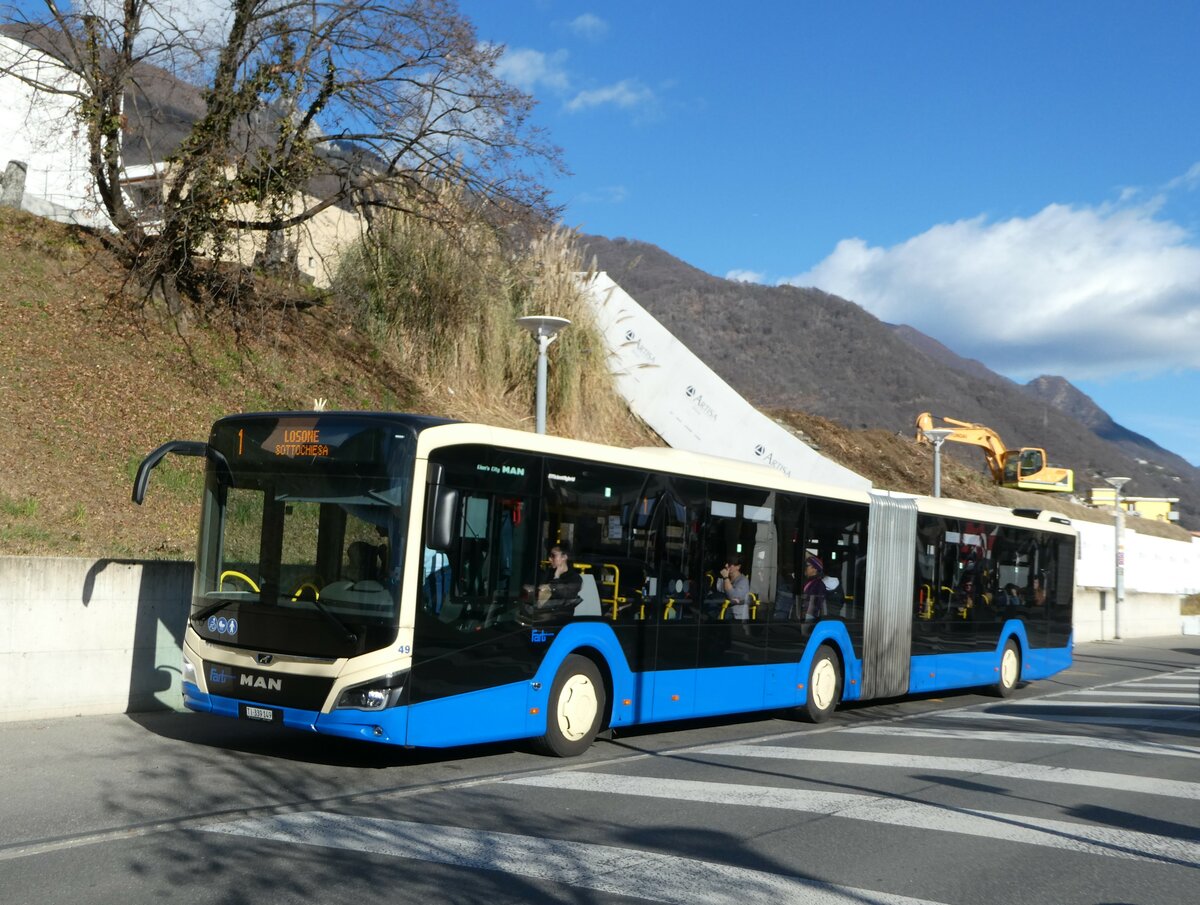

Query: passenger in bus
[[422, 546, 451, 613], [1031, 574, 1047, 607], [799, 555, 827, 621], [953, 575, 977, 616], [1001, 583, 1023, 607], [346, 541, 385, 586], [522, 542, 583, 616], [715, 557, 750, 619], [822, 571, 844, 617]]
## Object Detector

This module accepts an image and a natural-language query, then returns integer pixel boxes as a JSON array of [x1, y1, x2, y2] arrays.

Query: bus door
[[694, 483, 775, 715], [642, 475, 705, 722], [409, 447, 542, 715]]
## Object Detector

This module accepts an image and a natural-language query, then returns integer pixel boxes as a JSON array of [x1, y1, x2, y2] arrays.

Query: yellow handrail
[[220, 570, 260, 593]]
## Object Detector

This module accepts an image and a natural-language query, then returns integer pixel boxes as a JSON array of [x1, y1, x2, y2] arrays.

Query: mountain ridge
[[582, 234, 1200, 529]]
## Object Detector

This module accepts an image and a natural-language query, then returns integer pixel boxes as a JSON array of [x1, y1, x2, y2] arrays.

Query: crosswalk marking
[[840, 725, 1200, 759], [1054, 691, 1198, 699], [700, 744, 1200, 798], [508, 773, 1200, 867], [939, 711, 1199, 731], [203, 811, 951, 905], [983, 700, 1200, 711]]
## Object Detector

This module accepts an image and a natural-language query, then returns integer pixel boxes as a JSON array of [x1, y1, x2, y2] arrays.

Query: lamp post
[[922, 428, 955, 498], [1104, 476, 1131, 641], [516, 315, 571, 434]]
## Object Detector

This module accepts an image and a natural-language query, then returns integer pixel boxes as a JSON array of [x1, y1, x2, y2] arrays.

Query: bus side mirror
[[132, 441, 232, 504], [425, 463, 457, 551]]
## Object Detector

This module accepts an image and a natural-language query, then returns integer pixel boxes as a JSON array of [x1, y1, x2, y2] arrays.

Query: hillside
[[0, 209, 1189, 558], [0, 208, 659, 557], [581, 234, 1200, 532]]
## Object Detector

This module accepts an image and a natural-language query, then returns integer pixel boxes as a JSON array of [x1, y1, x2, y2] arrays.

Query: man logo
[[256, 653, 274, 665], [241, 674, 282, 691]]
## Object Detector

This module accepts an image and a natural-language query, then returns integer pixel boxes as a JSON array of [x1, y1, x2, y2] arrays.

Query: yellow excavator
[[915, 412, 1074, 493]]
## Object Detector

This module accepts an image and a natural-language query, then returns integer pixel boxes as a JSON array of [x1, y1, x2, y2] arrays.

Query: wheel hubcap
[[811, 658, 837, 710], [557, 674, 598, 741], [1001, 648, 1018, 688]]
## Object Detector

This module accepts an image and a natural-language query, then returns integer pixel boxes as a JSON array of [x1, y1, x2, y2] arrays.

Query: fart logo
[[209, 667, 235, 686], [530, 629, 555, 643]]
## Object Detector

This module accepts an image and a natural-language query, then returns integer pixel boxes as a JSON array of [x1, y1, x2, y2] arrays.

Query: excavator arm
[[915, 412, 1074, 493], [915, 412, 1006, 483]]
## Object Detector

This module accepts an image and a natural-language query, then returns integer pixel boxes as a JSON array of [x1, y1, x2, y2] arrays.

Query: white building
[[0, 33, 112, 228]]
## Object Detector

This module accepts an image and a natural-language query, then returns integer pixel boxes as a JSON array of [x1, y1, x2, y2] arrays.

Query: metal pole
[[1114, 490, 1125, 641], [535, 334, 549, 434], [932, 439, 944, 498]]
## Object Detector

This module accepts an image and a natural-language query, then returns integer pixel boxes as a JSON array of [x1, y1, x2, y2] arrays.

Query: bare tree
[[1, 0, 562, 318]]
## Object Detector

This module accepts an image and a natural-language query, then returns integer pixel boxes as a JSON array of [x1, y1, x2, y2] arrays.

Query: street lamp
[[1104, 476, 1131, 641], [922, 428, 955, 498], [517, 315, 571, 434]]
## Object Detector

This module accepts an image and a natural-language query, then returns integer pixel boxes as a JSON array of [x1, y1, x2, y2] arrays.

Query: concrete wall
[[0, 557, 192, 723], [1, 551, 1193, 724], [1072, 589, 1183, 643]]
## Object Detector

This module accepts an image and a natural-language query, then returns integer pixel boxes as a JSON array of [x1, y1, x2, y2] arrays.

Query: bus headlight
[[182, 658, 198, 687], [335, 672, 408, 711]]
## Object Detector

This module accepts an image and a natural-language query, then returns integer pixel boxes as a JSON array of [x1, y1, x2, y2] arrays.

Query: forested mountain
[[581, 235, 1200, 530]]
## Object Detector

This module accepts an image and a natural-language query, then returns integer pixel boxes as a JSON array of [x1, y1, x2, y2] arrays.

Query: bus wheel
[[537, 654, 606, 757], [995, 639, 1021, 698], [802, 645, 841, 723]]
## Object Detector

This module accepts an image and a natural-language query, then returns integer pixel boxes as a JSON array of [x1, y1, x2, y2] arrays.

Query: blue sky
[[462, 1, 1200, 469]]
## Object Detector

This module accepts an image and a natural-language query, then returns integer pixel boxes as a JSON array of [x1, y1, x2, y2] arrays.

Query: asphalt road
[[1, 636, 1197, 904]]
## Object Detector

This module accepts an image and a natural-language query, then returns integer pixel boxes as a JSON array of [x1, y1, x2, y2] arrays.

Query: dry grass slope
[[0, 208, 1186, 559]]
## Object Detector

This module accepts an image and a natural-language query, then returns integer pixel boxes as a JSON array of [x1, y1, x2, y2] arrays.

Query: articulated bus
[[133, 411, 1076, 756]]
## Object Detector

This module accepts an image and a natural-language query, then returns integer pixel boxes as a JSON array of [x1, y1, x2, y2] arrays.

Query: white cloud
[[782, 200, 1200, 380], [726, 269, 766, 284], [1165, 161, 1200, 192], [566, 79, 653, 113], [575, 186, 628, 204], [568, 14, 609, 41], [493, 47, 570, 94]]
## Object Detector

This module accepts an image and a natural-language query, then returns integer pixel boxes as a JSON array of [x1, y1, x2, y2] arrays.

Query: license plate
[[241, 704, 280, 723]]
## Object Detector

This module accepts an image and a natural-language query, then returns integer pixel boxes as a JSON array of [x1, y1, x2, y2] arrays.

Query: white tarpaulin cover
[[583, 272, 871, 491]]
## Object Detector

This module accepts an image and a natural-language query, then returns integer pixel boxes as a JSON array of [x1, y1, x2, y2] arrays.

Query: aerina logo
[[623, 328, 657, 363], [752, 444, 792, 478], [684, 386, 718, 420]]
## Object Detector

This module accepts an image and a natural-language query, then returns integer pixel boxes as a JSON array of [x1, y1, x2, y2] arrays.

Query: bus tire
[[536, 654, 606, 757], [995, 639, 1021, 698], [802, 644, 841, 723]]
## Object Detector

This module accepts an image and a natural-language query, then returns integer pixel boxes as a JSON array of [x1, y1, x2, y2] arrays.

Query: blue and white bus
[[134, 411, 1076, 756]]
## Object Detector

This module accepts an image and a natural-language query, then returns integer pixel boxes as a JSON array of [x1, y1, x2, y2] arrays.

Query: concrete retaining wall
[[0, 557, 192, 723], [0, 554, 1192, 723]]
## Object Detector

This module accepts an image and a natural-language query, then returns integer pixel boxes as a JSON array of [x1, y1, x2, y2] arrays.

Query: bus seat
[[574, 574, 602, 617]]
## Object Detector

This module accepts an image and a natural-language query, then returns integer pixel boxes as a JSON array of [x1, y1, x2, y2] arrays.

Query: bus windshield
[[190, 414, 417, 659]]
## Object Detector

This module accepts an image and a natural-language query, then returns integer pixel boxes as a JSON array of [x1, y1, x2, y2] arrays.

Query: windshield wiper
[[306, 598, 358, 644], [193, 598, 237, 622]]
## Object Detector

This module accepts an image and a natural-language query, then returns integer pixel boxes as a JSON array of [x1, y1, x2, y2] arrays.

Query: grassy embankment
[[0, 206, 652, 557]]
